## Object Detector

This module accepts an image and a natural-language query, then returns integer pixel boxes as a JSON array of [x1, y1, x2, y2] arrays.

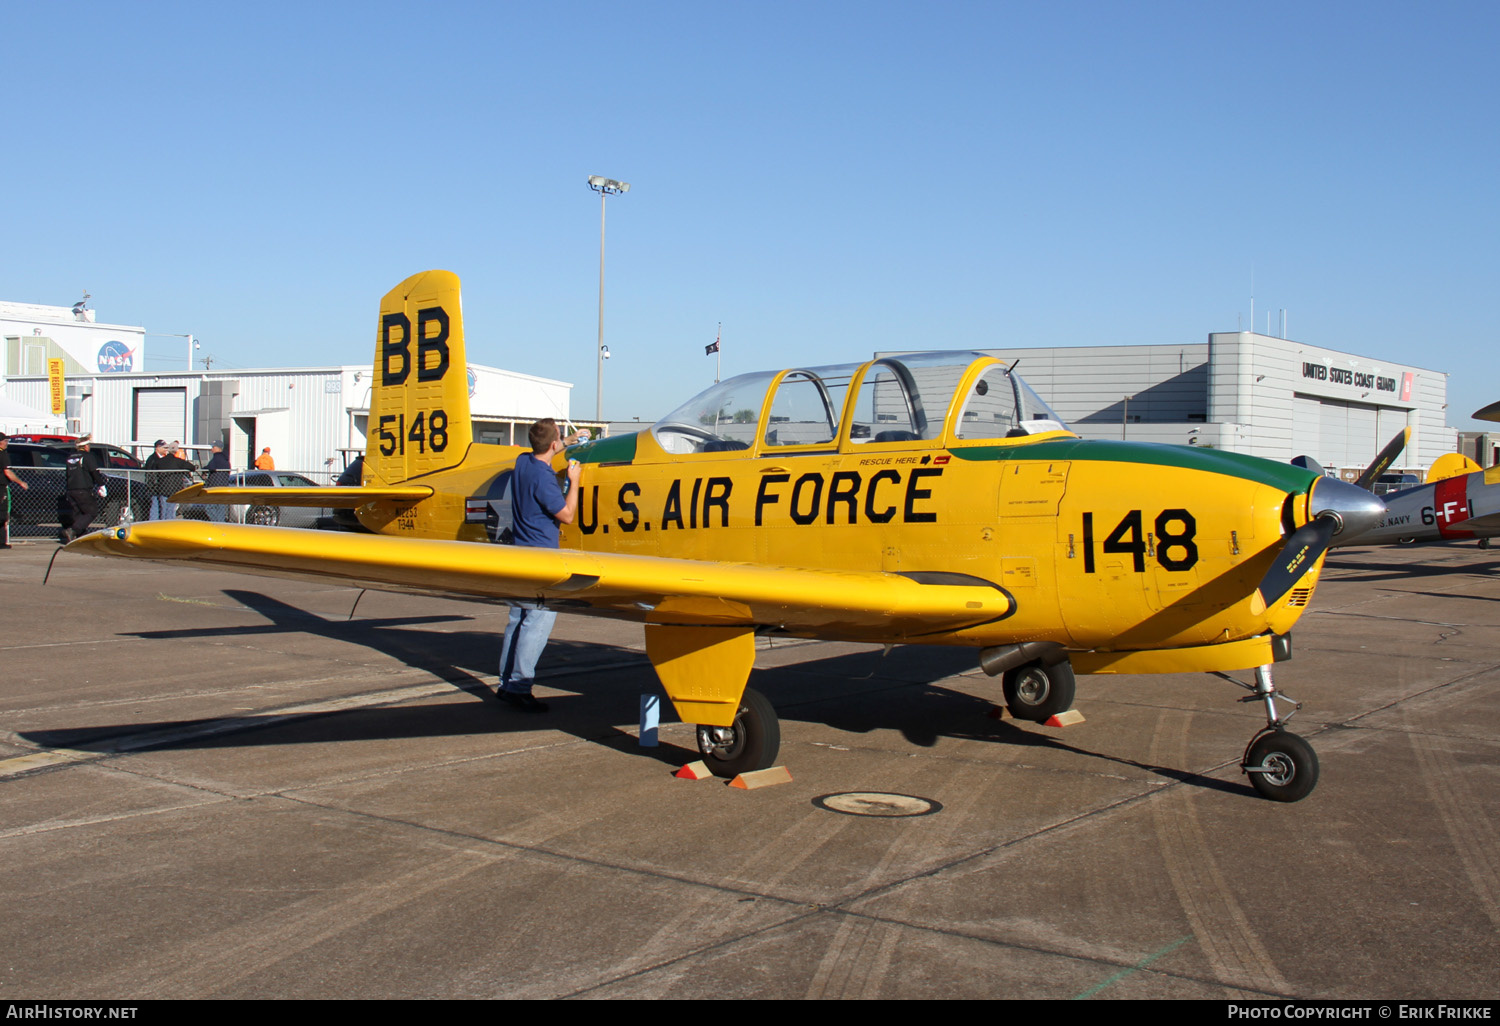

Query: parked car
[[4, 433, 78, 444], [180, 470, 334, 528], [1373, 472, 1421, 496], [2, 441, 147, 535]]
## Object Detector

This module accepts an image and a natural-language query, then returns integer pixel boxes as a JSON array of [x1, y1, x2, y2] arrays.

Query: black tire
[[1244, 730, 1319, 803], [1002, 660, 1076, 722], [696, 686, 781, 778], [245, 505, 279, 526]]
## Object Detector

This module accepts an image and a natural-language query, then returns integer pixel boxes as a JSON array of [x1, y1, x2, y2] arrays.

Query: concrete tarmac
[[1, 537, 1498, 1000]]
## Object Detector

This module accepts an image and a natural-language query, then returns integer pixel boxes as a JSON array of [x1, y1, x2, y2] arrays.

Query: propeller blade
[[1353, 427, 1411, 491], [1254, 516, 1338, 613], [1473, 400, 1500, 424]]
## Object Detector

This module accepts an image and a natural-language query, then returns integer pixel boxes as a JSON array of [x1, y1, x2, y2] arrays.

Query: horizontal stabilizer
[[1290, 454, 1325, 476], [170, 483, 434, 508]]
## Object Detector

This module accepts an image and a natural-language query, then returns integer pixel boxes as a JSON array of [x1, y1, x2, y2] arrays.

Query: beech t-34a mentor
[[68, 270, 1387, 802]]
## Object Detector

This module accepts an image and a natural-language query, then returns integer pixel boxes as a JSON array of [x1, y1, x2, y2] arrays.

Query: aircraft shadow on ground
[[19, 590, 1251, 796], [1325, 553, 1500, 584]]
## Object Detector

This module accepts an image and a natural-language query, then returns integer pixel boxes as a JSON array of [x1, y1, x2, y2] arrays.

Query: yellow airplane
[[68, 270, 1387, 802]]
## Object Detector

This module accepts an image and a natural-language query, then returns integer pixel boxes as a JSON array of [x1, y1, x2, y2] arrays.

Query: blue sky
[[5, 1, 1496, 429]]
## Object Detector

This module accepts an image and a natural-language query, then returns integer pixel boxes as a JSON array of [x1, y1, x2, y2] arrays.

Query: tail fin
[[366, 270, 474, 485], [1428, 452, 1481, 483]]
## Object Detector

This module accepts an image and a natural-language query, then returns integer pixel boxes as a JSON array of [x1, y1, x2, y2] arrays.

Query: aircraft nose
[[1310, 476, 1387, 539]]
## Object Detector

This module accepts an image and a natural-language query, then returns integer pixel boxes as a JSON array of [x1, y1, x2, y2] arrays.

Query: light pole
[[146, 332, 200, 371], [587, 174, 629, 422]]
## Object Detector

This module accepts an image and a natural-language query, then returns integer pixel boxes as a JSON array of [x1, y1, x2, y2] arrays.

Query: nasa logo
[[96, 340, 136, 373], [467, 367, 476, 398]]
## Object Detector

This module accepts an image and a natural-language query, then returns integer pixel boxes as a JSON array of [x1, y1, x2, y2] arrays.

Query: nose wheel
[[1242, 728, 1319, 802], [1219, 664, 1319, 802]]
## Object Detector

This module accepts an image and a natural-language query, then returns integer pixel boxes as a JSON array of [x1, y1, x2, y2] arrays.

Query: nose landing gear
[[1219, 665, 1319, 802]]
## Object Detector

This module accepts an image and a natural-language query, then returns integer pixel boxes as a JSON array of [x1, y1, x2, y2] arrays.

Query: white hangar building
[[970, 332, 1452, 478], [2, 363, 576, 478], [3, 298, 580, 477]]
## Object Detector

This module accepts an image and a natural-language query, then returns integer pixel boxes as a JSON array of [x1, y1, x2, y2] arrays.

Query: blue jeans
[[150, 496, 177, 520], [498, 601, 557, 694]]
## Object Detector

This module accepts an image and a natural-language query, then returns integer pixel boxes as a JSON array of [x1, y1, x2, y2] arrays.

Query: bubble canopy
[[651, 352, 1070, 456]]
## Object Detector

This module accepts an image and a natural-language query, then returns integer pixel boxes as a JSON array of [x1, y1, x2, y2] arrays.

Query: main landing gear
[[1223, 665, 1320, 802], [1001, 660, 1077, 722], [696, 687, 781, 778]]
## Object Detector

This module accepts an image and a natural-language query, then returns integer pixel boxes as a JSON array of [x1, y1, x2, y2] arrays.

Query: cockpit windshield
[[650, 352, 1068, 455]]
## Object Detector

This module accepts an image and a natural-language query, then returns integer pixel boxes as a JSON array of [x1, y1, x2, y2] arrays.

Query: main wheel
[[1002, 660, 1076, 722], [696, 687, 781, 778], [1243, 730, 1319, 802]]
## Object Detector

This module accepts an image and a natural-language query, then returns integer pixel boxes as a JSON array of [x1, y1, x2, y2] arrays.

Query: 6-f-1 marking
[[1082, 509, 1199, 572]]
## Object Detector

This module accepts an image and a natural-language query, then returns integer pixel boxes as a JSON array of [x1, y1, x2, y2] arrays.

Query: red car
[[5, 433, 77, 444]]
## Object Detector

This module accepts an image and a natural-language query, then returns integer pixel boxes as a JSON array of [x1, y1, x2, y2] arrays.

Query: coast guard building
[[972, 332, 1451, 479]]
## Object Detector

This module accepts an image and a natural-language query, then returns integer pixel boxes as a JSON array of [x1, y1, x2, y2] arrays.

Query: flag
[[705, 328, 720, 356]]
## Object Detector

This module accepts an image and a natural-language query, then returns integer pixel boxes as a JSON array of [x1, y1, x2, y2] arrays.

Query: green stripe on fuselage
[[569, 432, 639, 464], [952, 438, 1318, 492], [570, 431, 1315, 493]]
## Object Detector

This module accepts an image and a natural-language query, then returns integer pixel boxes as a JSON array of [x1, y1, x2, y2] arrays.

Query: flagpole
[[716, 322, 721, 383]]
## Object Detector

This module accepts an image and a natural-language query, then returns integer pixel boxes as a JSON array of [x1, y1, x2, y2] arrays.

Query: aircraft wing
[[170, 483, 434, 508], [65, 521, 1013, 639]]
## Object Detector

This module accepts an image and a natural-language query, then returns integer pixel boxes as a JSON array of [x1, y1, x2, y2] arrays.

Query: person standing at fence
[[143, 440, 172, 519], [0, 433, 31, 549], [160, 443, 195, 518], [203, 441, 232, 522], [59, 436, 105, 544]]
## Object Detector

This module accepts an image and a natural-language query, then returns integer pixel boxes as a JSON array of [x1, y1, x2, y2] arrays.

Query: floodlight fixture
[[588, 175, 630, 195]]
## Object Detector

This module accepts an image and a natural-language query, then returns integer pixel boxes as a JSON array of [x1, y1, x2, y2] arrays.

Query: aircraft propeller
[[1288, 427, 1409, 493], [1473, 400, 1500, 423], [1254, 477, 1387, 612], [1352, 427, 1412, 491]]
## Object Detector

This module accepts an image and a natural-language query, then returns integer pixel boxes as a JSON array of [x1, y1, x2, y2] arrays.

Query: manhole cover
[[812, 792, 942, 818]]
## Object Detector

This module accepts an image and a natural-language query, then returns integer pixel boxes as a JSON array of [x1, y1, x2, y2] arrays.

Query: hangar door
[[133, 387, 187, 446], [1314, 398, 1379, 470]]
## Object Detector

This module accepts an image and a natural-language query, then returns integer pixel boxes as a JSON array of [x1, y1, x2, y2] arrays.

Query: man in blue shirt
[[497, 418, 581, 712]]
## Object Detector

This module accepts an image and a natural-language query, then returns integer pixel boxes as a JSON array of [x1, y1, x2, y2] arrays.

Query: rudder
[[367, 270, 474, 485]]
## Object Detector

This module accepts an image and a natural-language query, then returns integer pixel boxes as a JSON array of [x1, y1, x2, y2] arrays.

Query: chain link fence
[[3, 468, 343, 538]]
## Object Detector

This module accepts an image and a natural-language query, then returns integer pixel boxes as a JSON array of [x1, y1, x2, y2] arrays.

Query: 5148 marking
[[378, 409, 449, 456]]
